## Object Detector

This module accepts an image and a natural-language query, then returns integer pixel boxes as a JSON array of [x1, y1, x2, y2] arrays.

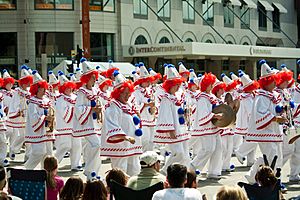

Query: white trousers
[[189, 136, 202, 157], [24, 141, 53, 169], [0, 133, 7, 163], [236, 140, 257, 165], [191, 134, 222, 176], [111, 155, 141, 176], [141, 126, 154, 152], [221, 135, 234, 170], [290, 139, 300, 177], [233, 134, 243, 152], [55, 135, 82, 169], [5, 127, 17, 156], [246, 142, 283, 184], [161, 140, 190, 174], [11, 128, 23, 153], [83, 134, 101, 179]]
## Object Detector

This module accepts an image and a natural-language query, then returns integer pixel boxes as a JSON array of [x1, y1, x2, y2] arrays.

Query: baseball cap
[[140, 151, 164, 167]]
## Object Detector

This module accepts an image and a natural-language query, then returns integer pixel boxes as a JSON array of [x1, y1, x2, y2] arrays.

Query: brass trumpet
[[96, 98, 103, 124], [46, 106, 55, 133]]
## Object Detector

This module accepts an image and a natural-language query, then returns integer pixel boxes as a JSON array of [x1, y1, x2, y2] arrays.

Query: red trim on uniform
[[25, 139, 55, 144], [101, 152, 143, 158], [107, 134, 126, 144], [156, 129, 175, 133], [246, 140, 283, 143], [257, 116, 275, 130], [154, 138, 189, 144]]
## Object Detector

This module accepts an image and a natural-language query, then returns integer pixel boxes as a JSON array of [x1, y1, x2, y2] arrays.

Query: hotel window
[[133, 0, 148, 18], [185, 38, 193, 42], [183, 0, 195, 23], [224, 5, 234, 27], [203, 0, 214, 25], [90, 33, 114, 62], [240, 6, 250, 29], [35, 0, 74, 10], [89, 0, 115, 12], [159, 37, 170, 44], [272, 7, 280, 32], [157, 0, 170, 21], [0, 0, 16, 10], [0, 32, 17, 78], [258, 2, 267, 31], [134, 35, 148, 45]]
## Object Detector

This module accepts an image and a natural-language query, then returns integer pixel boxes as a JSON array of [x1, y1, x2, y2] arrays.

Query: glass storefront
[[89, 0, 115, 12], [35, 0, 74, 10], [0, 0, 16, 10], [90, 33, 114, 62], [0, 32, 17, 78]]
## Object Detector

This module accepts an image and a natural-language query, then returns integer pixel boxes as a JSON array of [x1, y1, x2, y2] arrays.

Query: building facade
[[0, 0, 299, 79]]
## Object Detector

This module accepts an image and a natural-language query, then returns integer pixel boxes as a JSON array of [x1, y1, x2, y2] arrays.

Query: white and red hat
[[113, 71, 127, 89], [19, 65, 31, 80], [58, 71, 69, 86], [48, 71, 59, 85], [2, 69, 11, 79], [240, 72, 253, 89], [132, 71, 140, 82], [189, 69, 197, 80], [167, 64, 181, 80], [259, 59, 275, 78], [81, 58, 96, 75], [32, 70, 44, 84], [178, 62, 189, 75]]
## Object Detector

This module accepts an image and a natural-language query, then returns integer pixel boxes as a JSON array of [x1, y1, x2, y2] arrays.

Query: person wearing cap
[[245, 60, 286, 184], [24, 70, 55, 169], [0, 166, 22, 200], [152, 164, 203, 200], [0, 69, 16, 166], [101, 71, 143, 176], [132, 65, 157, 152], [6, 65, 33, 162], [54, 71, 82, 171], [73, 58, 102, 180], [127, 151, 166, 190], [234, 73, 259, 167], [190, 73, 223, 180], [154, 64, 190, 174]]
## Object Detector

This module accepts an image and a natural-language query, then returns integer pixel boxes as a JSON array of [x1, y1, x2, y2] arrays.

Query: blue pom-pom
[[92, 112, 97, 120], [138, 62, 144, 67], [80, 57, 87, 63], [290, 101, 295, 109], [21, 65, 28, 70], [11, 154, 15, 158], [178, 108, 185, 115], [3, 69, 7, 73], [108, 60, 113, 63], [113, 70, 119, 77], [3, 159, 8, 164], [96, 66, 100, 70], [275, 105, 283, 113], [69, 73, 74, 77], [178, 62, 183, 65], [148, 68, 153, 72], [179, 116, 185, 125], [91, 171, 97, 177], [297, 60, 300, 65], [212, 104, 217, 109], [135, 63, 139, 67], [132, 71, 136, 75], [147, 98, 151, 103], [280, 64, 286, 69], [58, 71, 64, 76], [189, 69, 194, 72], [221, 73, 225, 78], [75, 68, 81, 72], [96, 176, 101, 180], [91, 100, 96, 107], [163, 63, 168, 67], [195, 169, 201, 175], [189, 79, 194, 84], [189, 152, 192, 157], [230, 164, 235, 169], [135, 128, 143, 136], [48, 71, 53, 75], [168, 64, 174, 68], [198, 74, 202, 77], [0, 105, 2, 109], [0, 113, 3, 118], [229, 72, 234, 76], [259, 59, 266, 65], [165, 151, 170, 156], [44, 109, 48, 115], [133, 115, 140, 125], [239, 73, 244, 78]]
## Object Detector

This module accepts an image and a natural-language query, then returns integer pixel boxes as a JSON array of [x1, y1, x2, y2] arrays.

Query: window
[[240, 6, 250, 29], [35, 0, 74, 10], [134, 35, 148, 45], [133, 0, 148, 18], [35, 32, 74, 70], [0, 0, 16, 10], [203, 0, 214, 24], [205, 39, 213, 43], [89, 0, 115, 12], [239, 60, 246, 71], [222, 60, 230, 71], [157, 0, 170, 20], [258, 2, 267, 30], [159, 37, 170, 43], [183, 0, 195, 23], [224, 5, 234, 27], [90, 33, 114, 62], [0, 32, 17, 77], [272, 7, 280, 32], [185, 38, 193, 42]]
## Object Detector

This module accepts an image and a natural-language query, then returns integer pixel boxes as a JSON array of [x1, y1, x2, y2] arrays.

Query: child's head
[[82, 180, 107, 200], [216, 186, 248, 200], [43, 156, 58, 189], [184, 170, 197, 188], [255, 165, 277, 187], [105, 168, 128, 192], [60, 176, 84, 200], [0, 166, 6, 190]]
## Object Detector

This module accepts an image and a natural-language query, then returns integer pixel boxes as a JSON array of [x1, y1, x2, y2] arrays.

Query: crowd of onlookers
[[0, 150, 291, 200]]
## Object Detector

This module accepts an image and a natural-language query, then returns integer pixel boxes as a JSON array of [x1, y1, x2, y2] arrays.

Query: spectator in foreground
[[184, 170, 197, 189], [82, 180, 107, 200], [60, 176, 84, 200], [216, 186, 248, 200], [105, 168, 128, 193], [44, 156, 64, 200], [152, 164, 203, 200], [0, 166, 21, 200], [127, 151, 166, 190]]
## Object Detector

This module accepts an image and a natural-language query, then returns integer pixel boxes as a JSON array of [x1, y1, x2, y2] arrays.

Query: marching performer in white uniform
[[155, 65, 190, 174], [245, 60, 285, 184], [7, 66, 32, 161], [55, 71, 82, 171], [73, 58, 102, 180], [24, 70, 55, 169], [191, 73, 223, 179], [0, 74, 8, 166], [132, 65, 156, 152], [101, 71, 143, 176]]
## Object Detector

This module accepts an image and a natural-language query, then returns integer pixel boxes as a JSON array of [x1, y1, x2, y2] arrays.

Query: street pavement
[[7, 149, 300, 200]]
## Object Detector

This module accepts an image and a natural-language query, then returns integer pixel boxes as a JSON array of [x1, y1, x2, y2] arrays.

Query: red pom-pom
[[3, 77, 15, 87], [200, 73, 216, 92], [99, 79, 113, 91], [212, 82, 226, 95], [80, 70, 99, 84], [225, 80, 238, 92], [111, 80, 134, 100], [106, 68, 119, 79], [162, 78, 184, 93], [18, 76, 33, 86], [59, 81, 77, 94], [29, 81, 48, 96], [243, 81, 260, 93]]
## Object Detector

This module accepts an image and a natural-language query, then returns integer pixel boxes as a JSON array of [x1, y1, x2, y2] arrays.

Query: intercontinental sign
[[128, 45, 186, 55]]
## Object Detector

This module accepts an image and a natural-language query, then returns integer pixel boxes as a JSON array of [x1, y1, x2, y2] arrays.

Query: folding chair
[[110, 180, 164, 200], [7, 168, 47, 200]]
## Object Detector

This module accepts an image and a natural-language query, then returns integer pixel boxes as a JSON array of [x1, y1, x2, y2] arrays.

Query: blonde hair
[[216, 186, 248, 200], [43, 156, 58, 189]]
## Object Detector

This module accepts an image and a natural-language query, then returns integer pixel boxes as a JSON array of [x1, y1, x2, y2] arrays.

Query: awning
[[241, 0, 257, 9], [207, 0, 222, 4], [272, 3, 288, 14], [229, 0, 241, 6], [258, 0, 274, 11]]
